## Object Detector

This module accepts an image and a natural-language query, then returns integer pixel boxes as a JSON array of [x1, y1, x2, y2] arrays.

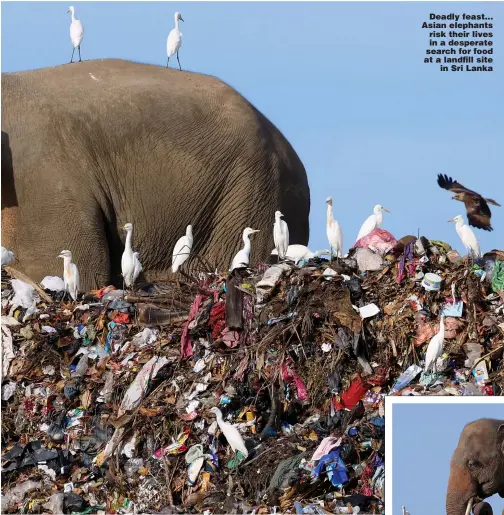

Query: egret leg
[[70, 47, 75, 63], [330, 248, 333, 263], [78, 46, 82, 62], [166, 56, 169, 68], [177, 52, 182, 71]]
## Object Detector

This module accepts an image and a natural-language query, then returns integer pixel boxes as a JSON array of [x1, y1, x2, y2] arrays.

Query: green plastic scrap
[[428, 240, 453, 254], [491, 260, 504, 293], [227, 450, 247, 469]]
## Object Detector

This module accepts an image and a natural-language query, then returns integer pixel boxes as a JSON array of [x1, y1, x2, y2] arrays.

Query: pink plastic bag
[[353, 228, 398, 255]]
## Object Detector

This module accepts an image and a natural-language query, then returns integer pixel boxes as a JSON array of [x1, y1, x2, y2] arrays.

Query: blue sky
[[1, 1, 503, 255], [392, 402, 504, 515]]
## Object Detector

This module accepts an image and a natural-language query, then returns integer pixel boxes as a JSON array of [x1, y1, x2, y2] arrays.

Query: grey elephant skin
[[446, 418, 504, 515], [1, 59, 310, 290]]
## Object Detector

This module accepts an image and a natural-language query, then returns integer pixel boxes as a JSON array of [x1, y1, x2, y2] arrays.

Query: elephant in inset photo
[[446, 418, 504, 515], [1, 59, 310, 290]]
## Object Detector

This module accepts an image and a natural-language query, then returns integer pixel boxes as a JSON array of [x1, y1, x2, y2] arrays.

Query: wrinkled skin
[[1, 59, 310, 290], [446, 418, 504, 515]]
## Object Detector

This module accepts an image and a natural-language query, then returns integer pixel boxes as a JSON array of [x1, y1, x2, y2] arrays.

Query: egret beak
[[66, 9, 70, 13], [180, 16, 184, 22], [382, 208, 391, 213], [57, 254, 64, 259], [251, 229, 260, 233], [447, 218, 455, 222]]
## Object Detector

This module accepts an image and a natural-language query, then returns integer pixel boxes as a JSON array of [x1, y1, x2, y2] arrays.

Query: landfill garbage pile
[[1, 229, 503, 514]]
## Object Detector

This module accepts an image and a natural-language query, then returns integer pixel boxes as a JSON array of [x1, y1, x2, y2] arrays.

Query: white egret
[[230, 227, 260, 271], [67, 6, 84, 64], [424, 315, 445, 373], [132, 251, 143, 284], [1, 247, 15, 267], [210, 407, 248, 458], [57, 250, 80, 301], [326, 196, 343, 260], [448, 215, 481, 258], [356, 205, 391, 242], [172, 224, 193, 273], [402, 507, 411, 515], [273, 211, 289, 261], [271, 245, 330, 266], [167, 12, 184, 70], [121, 223, 136, 289]]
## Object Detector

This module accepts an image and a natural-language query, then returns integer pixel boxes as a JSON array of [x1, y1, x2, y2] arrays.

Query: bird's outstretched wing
[[437, 174, 479, 197], [437, 174, 497, 231]]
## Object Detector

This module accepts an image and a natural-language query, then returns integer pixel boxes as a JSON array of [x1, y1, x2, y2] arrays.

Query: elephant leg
[[15, 193, 110, 292]]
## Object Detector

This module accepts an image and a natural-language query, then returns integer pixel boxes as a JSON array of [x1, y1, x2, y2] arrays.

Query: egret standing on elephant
[[167, 12, 183, 70], [67, 6, 84, 63]]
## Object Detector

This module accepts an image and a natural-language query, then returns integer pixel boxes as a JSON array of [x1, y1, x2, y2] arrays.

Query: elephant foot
[[474, 501, 493, 515]]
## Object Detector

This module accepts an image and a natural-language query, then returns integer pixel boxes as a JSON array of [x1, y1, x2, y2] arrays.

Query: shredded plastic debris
[[1, 236, 502, 513]]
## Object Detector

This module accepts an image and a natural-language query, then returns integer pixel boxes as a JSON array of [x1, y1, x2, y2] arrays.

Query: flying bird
[[424, 315, 445, 373], [356, 204, 390, 242], [67, 6, 84, 63], [1, 247, 15, 267], [273, 211, 289, 261], [448, 215, 482, 258], [121, 223, 137, 289], [210, 407, 249, 458], [167, 12, 184, 70], [57, 249, 80, 301], [437, 174, 500, 231], [326, 196, 343, 260], [172, 224, 193, 273], [230, 227, 260, 271]]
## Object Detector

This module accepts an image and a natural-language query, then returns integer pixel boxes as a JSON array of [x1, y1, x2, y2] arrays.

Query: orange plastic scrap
[[113, 313, 130, 324], [91, 285, 116, 299], [414, 315, 466, 346]]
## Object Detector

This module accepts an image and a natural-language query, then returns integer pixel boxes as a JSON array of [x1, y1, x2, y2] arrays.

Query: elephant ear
[[499, 424, 504, 455]]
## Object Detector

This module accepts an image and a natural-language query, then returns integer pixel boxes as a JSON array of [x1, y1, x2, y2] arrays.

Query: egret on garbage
[[121, 223, 137, 289], [132, 251, 143, 284], [210, 407, 249, 458], [67, 6, 84, 63], [326, 196, 343, 260], [448, 215, 482, 259], [1, 247, 15, 267], [167, 12, 184, 70], [356, 204, 391, 242], [230, 227, 260, 272], [172, 224, 193, 273], [57, 250, 80, 301], [424, 315, 445, 373], [273, 211, 289, 261], [271, 245, 330, 266]]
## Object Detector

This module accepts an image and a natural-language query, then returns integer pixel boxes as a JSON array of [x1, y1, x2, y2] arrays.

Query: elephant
[[1, 59, 310, 291], [446, 418, 504, 515]]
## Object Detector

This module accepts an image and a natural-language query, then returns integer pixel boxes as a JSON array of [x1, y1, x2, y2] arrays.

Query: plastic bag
[[41, 276, 65, 292], [10, 279, 40, 311]]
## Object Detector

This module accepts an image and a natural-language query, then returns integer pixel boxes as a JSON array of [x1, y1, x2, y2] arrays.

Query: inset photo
[[386, 397, 504, 515]]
